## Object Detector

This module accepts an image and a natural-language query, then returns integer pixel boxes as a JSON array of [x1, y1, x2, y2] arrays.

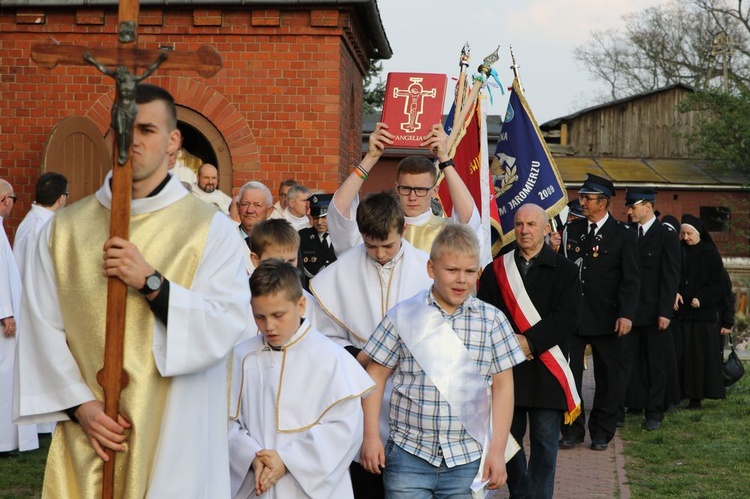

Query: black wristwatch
[[438, 159, 455, 171], [139, 270, 163, 295]]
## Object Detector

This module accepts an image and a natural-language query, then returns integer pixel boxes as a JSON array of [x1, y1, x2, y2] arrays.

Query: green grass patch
[[622, 368, 750, 498], [0, 435, 49, 499]]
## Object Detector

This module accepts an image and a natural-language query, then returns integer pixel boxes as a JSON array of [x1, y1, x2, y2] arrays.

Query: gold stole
[[45, 193, 215, 499], [404, 214, 448, 254]]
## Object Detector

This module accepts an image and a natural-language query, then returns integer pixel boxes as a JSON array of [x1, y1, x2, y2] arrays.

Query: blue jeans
[[382, 440, 480, 498], [506, 408, 563, 499]]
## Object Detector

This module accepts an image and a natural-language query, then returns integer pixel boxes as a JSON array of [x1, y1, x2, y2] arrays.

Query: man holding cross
[[14, 84, 249, 497]]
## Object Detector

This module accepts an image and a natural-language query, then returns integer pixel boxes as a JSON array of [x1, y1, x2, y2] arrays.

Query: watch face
[[146, 275, 161, 291]]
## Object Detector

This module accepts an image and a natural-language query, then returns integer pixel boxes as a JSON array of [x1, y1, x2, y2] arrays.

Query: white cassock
[[326, 192, 482, 256], [228, 321, 374, 499], [284, 211, 311, 231], [191, 186, 233, 215], [170, 164, 197, 185], [269, 202, 287, 220], [0, 216, 38, 452], [12, 204, 56, 435], [14, 172, 249, 497], [310, 241, 432, 350]]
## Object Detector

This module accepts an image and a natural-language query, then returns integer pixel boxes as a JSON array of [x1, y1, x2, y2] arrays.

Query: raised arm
[[422, 124, 477, 224], [332, 122, 393, 219]]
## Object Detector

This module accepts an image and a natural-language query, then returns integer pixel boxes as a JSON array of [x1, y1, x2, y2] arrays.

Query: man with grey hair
[[270, 178, 297, 220], [236, 180, 274, 273], [284, 184, 311, 231]]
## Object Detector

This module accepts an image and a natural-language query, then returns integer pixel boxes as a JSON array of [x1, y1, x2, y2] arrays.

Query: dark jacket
[[676, 240, 724, 323], [561, 214, 640, 336], [299, 227, 337, 279], [478, 244, 582, 410], [632, 219, 681, 326]]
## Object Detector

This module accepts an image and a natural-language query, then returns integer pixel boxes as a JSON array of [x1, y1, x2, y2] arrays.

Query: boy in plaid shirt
[[361, 224, 526, 498]]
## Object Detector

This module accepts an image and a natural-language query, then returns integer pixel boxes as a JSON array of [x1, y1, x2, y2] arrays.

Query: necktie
[[245, 236, 252, 250], [639, 226, 644, 239], [588, 222, 596, 241], [322, 233, 329, 249]]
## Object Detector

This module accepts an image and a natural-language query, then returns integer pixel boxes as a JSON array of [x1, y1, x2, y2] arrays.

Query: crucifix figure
[[15, 2, 251, 499], [393, 77, 437, 133], [84, 51, 168, 165]]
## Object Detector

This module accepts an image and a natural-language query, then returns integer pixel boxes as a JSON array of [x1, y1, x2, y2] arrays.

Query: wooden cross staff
[[30, 2, 222, 498]]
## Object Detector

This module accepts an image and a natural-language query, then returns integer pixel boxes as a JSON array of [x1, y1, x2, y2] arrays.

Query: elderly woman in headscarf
[[673, 214, 726, 409]]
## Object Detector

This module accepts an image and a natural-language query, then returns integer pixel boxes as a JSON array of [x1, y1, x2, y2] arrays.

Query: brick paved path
[[490, 356, 630, 498]]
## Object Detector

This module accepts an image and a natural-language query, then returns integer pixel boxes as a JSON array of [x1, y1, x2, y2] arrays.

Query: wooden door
[[42, 117, 111, 203]]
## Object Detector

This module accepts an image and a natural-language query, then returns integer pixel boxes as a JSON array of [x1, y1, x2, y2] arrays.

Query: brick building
[[0, 0, 390, 237]]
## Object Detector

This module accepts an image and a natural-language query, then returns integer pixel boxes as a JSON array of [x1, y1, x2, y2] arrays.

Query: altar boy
[[228, 260, 374, 498], [361, 224, 526, 497]]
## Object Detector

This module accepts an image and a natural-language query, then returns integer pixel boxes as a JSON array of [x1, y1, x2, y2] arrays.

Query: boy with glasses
[[327, 122, 482, 256]]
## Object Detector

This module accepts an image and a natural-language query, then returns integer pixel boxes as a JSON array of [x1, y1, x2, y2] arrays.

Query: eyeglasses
[[395, 185, 433, 197], [3, 195, 17, 202], [578, 194, 602, 202], [64, 192, 70, 197]]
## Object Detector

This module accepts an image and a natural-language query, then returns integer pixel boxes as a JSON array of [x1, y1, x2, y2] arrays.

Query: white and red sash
[[493, 251, 581, 424]]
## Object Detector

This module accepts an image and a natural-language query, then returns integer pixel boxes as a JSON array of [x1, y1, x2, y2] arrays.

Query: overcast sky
[[375, 0, 671, 124]]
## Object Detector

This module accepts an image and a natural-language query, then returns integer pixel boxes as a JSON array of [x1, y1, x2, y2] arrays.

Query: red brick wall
[[0, 6, 371, 236]]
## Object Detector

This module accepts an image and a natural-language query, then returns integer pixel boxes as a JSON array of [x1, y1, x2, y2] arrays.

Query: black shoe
[[559, 436, 584, 449], [642, 418, 661, 431], [0, 451, 20, 459], [590, 440, 609, 451]]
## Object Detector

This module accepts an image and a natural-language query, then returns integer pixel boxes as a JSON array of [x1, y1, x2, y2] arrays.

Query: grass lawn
[[621, 368, 750, 498], [0, 435, 49, 499]]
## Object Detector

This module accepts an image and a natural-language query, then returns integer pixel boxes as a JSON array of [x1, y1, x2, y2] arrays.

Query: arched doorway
[[177, 107, 233, 196], [41, 116, 110, 203]]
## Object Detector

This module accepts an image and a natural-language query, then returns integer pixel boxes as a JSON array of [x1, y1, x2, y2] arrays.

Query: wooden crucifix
[[30, 2, 222, 498]]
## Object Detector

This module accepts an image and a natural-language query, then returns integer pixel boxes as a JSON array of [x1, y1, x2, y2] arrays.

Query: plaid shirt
[[364, 290, 525, 467]]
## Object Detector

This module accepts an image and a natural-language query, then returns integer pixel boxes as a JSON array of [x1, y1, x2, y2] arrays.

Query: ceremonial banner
[[381, 72, 447, 148], [491, 79, 567, 255], [440, 98, 500, 265]]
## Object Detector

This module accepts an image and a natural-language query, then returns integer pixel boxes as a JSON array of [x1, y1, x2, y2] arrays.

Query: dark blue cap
[[308, 193, 333, 218], [625, 187, 656, 206], [579, 173, 615, 198]]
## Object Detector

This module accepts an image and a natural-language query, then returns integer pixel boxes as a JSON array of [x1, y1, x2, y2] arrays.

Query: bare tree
[[575, 1, 750, 101]]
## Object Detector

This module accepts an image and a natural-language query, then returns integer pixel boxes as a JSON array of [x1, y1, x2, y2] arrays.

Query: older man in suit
[[478, 203, 581, 498], [559, 174, 640, 451]]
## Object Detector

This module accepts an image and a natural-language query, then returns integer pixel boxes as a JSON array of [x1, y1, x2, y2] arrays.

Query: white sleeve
[[152, 213, 250, 377], [277, 397, 363, 499], [326, 191, 363, 256], [14, 222, 95, 424], [228, 418, 263, 498]]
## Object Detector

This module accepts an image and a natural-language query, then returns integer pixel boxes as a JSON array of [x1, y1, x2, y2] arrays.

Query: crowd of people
[[0, 83, 738, 498]]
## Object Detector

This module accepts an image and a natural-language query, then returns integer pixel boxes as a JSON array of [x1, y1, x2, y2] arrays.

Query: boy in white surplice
[[228, 260, 374, 498], [360, 224, 526, 498]]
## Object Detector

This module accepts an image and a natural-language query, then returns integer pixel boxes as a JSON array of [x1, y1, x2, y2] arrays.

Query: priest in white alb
[[13, 171, 69, 436], [0, 178, 39, 455], [13, 85, 249, 497]]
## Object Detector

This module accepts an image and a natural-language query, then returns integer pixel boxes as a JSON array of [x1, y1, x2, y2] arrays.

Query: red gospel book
[[381, 72, 448, 149]]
